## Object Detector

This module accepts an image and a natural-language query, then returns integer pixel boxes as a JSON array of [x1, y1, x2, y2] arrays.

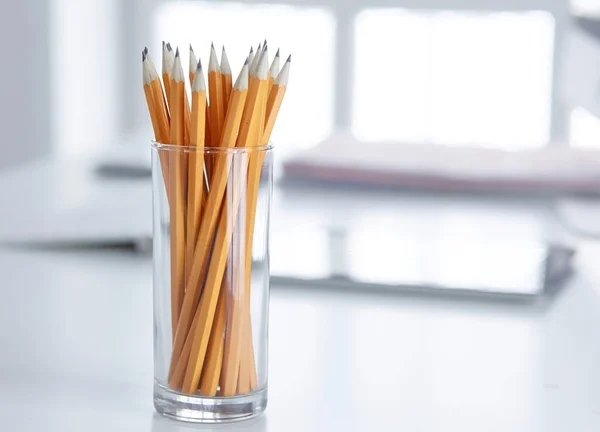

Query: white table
[[1, 160, 600, 431]]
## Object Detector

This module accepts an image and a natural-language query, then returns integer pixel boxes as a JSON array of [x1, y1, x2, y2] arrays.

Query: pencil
[[168, 61, 249, 390], [236, 49, 271, 394], [208, 43, 225, 148], [162, 42, 174, 107], [143, 52, 169, 183], [143, 53, 162, 142], [221, 46, 233, 112], [258, 45, 269, 141], [268, 48, 280, 94], [168, 48, 187, 339], [181, 141, 249, 394], [247, 47, 255, 72], [219, 53, 269, 397], [189, 45, 213, 154], [198, 271, 228, 396], [146, 50, 169, 124], [263, 56, 290, 145], [186, 60, 207, 278], [239, 55, 291, 392], [189, 44, 198, 85], [143, 51, 172, 206], [143, 40, 290, 398]]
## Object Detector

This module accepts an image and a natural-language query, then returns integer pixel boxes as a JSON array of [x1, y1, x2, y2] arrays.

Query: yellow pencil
[[220, 53, 270, 397], [168, 48, 187, 339], [169, 61, 249, 391], [186, 60, 207, 278], [208, 43, 225, 148], [239, 55, 290, 393], [221, 46, 233, 112]]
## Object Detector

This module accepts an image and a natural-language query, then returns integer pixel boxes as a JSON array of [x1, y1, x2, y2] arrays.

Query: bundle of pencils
[[143, 41, 290, 396]]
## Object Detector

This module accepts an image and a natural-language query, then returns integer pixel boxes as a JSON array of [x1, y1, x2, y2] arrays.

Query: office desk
[[1, 243, 600, 431], [1, 160, 600, 431]]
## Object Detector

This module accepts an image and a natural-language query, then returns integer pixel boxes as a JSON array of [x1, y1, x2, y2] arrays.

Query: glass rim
[[151, 140, 273, 154]]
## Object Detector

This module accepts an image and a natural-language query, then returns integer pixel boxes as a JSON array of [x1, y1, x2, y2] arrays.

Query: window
[[154, 1, 336, 151], [570, 106, 600, 148], [353, 9, 555, 149], [51, 0, 119, 156]]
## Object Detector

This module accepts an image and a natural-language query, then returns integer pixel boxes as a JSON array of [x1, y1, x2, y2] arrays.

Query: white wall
[[51, 0, 120, 158], [128, 0, 570, 141], [0, 0, 51, 170]]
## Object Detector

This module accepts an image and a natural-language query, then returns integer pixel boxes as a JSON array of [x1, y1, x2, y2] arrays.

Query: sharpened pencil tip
[[264, 39, 267, 47], [142, 50, 146, 62], [189, 43, 194, 53], [244, 57, 249, 65], [211, 41, 214, 49], [166, 42, 172, 52], [144, 46, 148, 55], [197, 59, 202, 71], [275, 48, 280, 57], [286, 54, 291, 62], [250, 47, 254, 54], [175, 47, 179, 57]]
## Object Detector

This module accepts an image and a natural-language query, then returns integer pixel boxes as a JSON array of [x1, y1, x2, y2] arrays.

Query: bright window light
[[51, 0, 119, 156], [353, 9, 555, 150], [570, 106, 600, 149], [154, 1, 335, 150]]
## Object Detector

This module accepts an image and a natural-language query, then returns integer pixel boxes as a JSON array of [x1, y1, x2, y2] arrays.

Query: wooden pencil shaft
[[234, 83, 288, 387], [143, 46, 287, 397], [222, 73, 233, 114], [236, 153, 263, 392], [168, 152, 186, 338], [181, 156, 248, 393], [162, 72, 172, 109], [236, 77, 264, 149], [143, 54, 173, 211], [221, 48, 233, 113], [150, 80, 171, 134], [169, 77, 187, 338], [233, 70, 289, 390], [144, 85, 174, 215], [168, 304, 199, 390], [208, 70, 225, 148], [220, 76, 269, 391], [199, 281, 227, 395], [183, 91, 191, 146], [204, 105, 214, 179], [262, 84, 287, 146], [186, 89, 207, 277], [237, 318, 258, 393], [169, 153, 235, 380], [168, 87, 248, 380], [235, 83, 289, 385], [219, 200, 249, 396], [144, 85, 161, 139]]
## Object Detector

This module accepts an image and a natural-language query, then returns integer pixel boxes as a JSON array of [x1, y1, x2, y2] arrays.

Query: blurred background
[[6, 0, 600, 163], [4, 0, 600, 296], [4, 1, 600, 430], [3, 0, 600, 287]]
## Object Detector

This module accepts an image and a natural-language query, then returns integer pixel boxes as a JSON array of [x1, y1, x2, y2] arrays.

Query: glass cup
[[151, 141, 273, 423]]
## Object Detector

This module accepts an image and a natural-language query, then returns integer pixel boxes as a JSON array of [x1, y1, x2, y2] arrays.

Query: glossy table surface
[[1, 159, 600, 431]]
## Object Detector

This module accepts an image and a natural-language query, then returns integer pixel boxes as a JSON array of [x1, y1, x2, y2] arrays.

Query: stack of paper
[[284, 133, 600, 193]]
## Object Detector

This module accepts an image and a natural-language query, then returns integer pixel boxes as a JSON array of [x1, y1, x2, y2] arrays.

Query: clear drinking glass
[[151, 141, 273, 423]]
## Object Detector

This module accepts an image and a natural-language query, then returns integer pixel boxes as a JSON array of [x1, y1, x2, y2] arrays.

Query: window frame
[[122, 0, 570, 146]]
